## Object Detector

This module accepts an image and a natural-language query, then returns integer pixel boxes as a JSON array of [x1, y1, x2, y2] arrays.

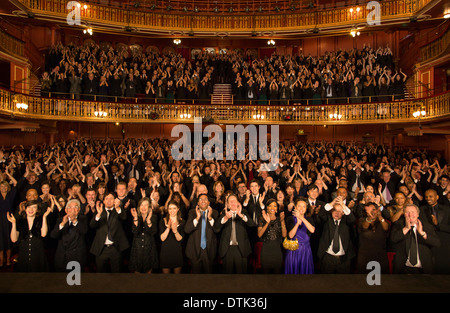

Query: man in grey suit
[[216, 194, 256, 274]]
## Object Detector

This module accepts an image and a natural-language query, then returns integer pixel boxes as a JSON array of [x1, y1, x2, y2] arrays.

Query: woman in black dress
[[7, 200, 52, 272], [159, 200, 185, 274], [355, 202, 390, 274], [176, 77, 188, 104], [257, 199, 287, 274], [129, 197, 159, 273], [0, 178, 17, 268]]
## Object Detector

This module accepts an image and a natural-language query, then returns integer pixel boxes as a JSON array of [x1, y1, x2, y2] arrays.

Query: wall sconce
[[16, 102, 28, 110], [173, 39, 181, 45], [94, 111, 108, 117], [253, 114, 265, 120], [329, 113, 342, 120], [180, 113, 192, 119], [267, 39, 276, 46], [350, 30, 360, 37], [83, 27, 93, 35]]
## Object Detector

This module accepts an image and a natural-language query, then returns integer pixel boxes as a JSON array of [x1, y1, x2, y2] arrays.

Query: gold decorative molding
[[1, 87, 448, 126]]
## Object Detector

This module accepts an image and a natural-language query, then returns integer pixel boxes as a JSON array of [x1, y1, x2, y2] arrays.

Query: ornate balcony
[[1, 87, 449, 126], [14, 0, 434, 36]]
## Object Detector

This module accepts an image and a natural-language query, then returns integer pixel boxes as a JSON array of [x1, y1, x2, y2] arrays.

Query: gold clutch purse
[[283, 237, 299, 251]]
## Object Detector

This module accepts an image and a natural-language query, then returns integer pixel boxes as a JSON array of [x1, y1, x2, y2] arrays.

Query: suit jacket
[[215, 209, 256, 259], [126, 160, 145, 182], [184, 208, 220, 262], [390, 216, 441, 274], [322, 82, 337, 98], [420, 203, 450, 272], [89, 207, 130, 256], [317, 208, 357, 261], [50, 214, 88, 271], [243, 194, 265, 224]]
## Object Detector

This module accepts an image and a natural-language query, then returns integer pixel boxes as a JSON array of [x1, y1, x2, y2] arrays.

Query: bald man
[[420, 189, 450, 273]]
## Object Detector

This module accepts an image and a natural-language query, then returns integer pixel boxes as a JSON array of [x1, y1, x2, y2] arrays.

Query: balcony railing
[[1, 87, 449, 125], [16, 0, 427, 33]]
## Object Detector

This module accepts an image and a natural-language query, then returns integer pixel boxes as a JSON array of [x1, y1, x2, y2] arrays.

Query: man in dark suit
[[126, 156, 145, 183], [89, 192, 130, 273], [306, 184, 326, 266], [243, 179, 264, 226], [348, 166, 368, 201], [322, 78, 337, 104], [82, 72, 99, 101], [184, 193, 220, 274], [317, 196, 356, 274], [50, 199, 88, 272], [390, 203, 440, 274], [245, 80, 258, 104], [378, 169, 397, 205], [215, 194, 256, 274], [420, 189, 450, 273]]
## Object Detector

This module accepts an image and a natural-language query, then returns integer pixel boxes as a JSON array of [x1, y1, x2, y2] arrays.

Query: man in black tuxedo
[[216, 194, 256, 274], [50, 199, 88, 272], [245, 80, 258, 104], [390, 203, 440, 274], [322, 78, 337, 104], [433, 175, 450, 206], [306, 184, 326, 267], [348, 166, 368, 201], [82, 72, 98, 101], [89, 192, 130, 272], [243, 179, 264, 226], [317, 196, 356, 274], [420, 189, 450, 273], [184, 193, 220, 274], [378, 169, 398, 205], [126, 156, 145, 183]]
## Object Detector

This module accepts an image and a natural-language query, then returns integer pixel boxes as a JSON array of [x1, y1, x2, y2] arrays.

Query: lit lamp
[[94, 111, 108, 117], [267, 39, 275, 46], [413, 110, 426, 129], [16, 102, 28, 110], [329, 113, 342, 120], [83, 27, 93, 35], [180, 113, 192, 119], [252, 114, 265, 120], [350, 30, 360, 37], [173, 39, 181, 45]]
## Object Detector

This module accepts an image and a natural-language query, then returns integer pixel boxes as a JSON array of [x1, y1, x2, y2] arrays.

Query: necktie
[[357, 175, 361, 189], [385, 186, 392, 202], [107, 209, 113, 242], [200, 211, 207, 250], [432, 206, 438, 220], [231, 213, 238, 245], [332, 220, 340, 254], [409, 226, 418, 266]]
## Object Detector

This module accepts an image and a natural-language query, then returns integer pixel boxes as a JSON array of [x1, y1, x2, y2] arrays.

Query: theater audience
[[43, 41, 404, 105], [0, 138, 448, 274]]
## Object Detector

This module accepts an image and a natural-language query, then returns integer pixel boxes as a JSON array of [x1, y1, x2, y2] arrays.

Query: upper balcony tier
[[2, 87, 449, 127], [11, 0, 438, 37]]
